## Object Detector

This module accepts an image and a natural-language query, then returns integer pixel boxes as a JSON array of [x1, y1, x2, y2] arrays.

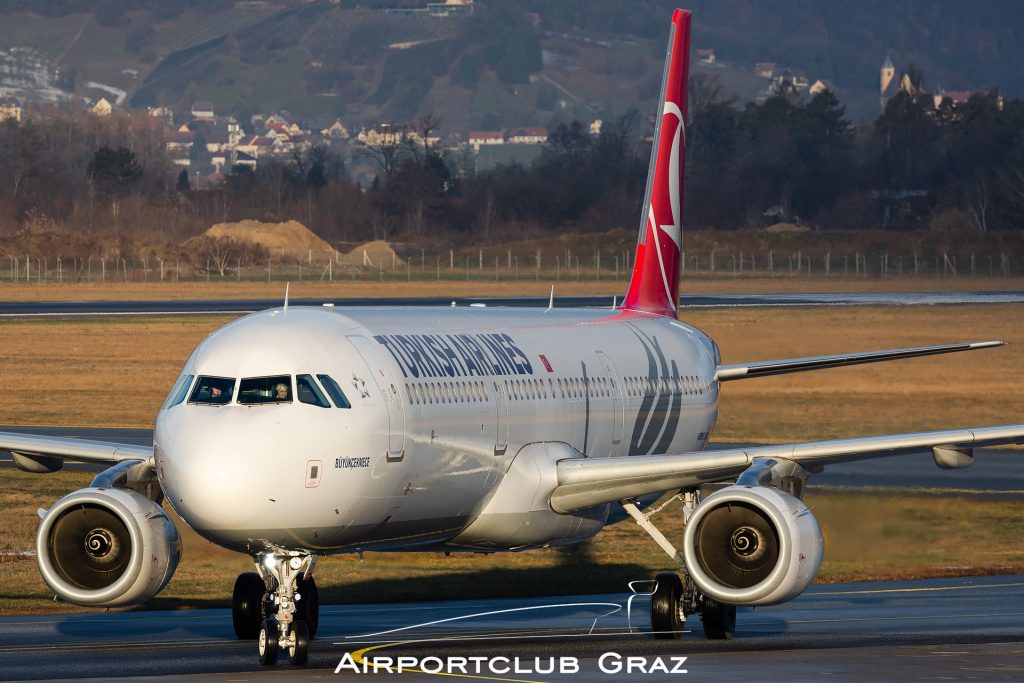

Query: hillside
[[1, 0, 1023, 126]]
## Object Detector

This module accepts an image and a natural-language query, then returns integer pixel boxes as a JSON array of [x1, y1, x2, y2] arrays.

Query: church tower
[[880, 56, 895, 95]]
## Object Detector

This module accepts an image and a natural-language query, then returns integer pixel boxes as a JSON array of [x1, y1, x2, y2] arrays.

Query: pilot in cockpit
[[274, 383, 290, 401]]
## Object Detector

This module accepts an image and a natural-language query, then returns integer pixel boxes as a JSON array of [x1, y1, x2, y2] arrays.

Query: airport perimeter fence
[[0, 248, 1020, 285]]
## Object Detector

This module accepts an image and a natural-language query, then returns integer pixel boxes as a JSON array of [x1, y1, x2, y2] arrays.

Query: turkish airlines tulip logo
[[646, 101, 685, 309], [652, 101, 684, 249]]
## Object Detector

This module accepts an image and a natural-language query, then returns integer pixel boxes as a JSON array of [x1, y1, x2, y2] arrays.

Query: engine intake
[[683, 485, 822, 606], [37, 487, 181, 607]]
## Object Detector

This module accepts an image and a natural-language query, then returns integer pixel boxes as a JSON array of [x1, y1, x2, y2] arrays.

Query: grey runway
[[1, 290, 1023, 317], [3, 426, 1021, 492], [3, 575, 1023, 681]]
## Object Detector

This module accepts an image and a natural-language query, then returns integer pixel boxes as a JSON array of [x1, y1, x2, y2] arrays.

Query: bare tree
[[964, 179, 990, 233], [360, 122, 407, 179], [688, 73, 725, 121], [189, 236, 268, 276], [476, 188, 498, 240]]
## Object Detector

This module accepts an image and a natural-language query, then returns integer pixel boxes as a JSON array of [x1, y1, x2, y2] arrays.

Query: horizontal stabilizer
[[550, 423, 1024, 513], [715, 341, 1004, 381]]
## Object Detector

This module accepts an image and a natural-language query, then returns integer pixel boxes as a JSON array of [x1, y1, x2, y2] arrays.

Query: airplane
[[3, 7, 1023, 667]]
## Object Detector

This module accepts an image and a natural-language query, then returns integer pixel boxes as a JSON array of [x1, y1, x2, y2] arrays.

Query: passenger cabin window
[[189, 376, 235, 405], [162, 374, 195, 410], [317, 374, 351, 409], [296, 374, 331, 408], [238, 375, 292, 405]]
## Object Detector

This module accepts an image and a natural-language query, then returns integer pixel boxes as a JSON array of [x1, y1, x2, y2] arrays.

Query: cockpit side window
[[188, 376, 235, 405], [296, 374, 330, 408], [238, 375, 292, 405], [317, 374, 351, 409], [162, 374, 195, 410]]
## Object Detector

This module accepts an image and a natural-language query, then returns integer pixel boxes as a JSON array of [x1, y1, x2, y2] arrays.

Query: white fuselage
[[154, 306, 720, 555]]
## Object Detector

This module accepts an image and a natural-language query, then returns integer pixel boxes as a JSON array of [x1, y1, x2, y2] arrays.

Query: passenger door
[[596, 351, 624, 445], [493, 380, 508, 455], [348, 335, 406, 461]]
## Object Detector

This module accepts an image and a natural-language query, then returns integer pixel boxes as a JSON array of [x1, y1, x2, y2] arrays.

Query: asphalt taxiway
[[2, 574, 1023, 681], [1, 290, 1023, 317]]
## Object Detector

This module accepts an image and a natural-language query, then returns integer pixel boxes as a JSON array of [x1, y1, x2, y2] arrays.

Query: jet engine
[[36, 487, 181, 607], [682, 485, 823, 606]]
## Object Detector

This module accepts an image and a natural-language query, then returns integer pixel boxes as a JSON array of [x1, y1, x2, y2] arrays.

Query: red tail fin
[[622, 9, 691, 318]]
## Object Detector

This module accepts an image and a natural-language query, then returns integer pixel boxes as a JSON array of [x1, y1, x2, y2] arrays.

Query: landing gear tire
[[232, 572, 266, 640], [289, 620, 310, 665], [700, 600, 736, 640], [257, 618, 279, 665], [650, 572, 684, 639], [296, 576, 319, 639]]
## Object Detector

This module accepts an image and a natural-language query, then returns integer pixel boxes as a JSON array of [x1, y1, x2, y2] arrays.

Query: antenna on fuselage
[[545, 285, 554, 312], [284, 282, 290, 312], [612, 295, 617, 309]]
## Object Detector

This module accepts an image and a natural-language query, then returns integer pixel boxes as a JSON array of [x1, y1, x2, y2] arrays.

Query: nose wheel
[[245, 549, 319, 665]]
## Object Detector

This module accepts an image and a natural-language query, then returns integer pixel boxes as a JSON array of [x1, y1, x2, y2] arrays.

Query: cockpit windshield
[[296, 374, 330, 408], [162, 374, 195, 410], [189, 376, 235, 405], [317, 374, 351, 409], [238, 375, 292, 405]]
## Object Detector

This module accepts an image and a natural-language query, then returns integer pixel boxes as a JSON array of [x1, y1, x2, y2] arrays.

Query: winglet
[[622, 8, 691, 319]]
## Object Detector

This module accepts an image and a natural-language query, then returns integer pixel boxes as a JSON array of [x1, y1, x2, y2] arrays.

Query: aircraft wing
[[0, 431, 152, 473], [549, 424, 1024, 513], [715, 341, 1003, 381]]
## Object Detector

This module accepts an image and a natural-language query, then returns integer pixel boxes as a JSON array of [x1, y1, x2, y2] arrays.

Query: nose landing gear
[[232, 549, 319, 665]]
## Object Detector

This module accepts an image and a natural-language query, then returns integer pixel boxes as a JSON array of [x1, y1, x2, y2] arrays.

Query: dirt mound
[[337, 240, 405, 268], [199, 220, 334, 260]]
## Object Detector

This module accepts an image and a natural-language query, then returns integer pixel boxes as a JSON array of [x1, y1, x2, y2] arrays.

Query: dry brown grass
[[0, 275, 1022, 302], [0, 317, 230, 427], [3, 466, 1023, 615], [687, 305, 1024, 441], [1, 306, 1020, 440]]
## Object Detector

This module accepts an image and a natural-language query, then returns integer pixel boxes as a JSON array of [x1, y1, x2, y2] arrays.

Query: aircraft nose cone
[[160, 421, 278, 534]]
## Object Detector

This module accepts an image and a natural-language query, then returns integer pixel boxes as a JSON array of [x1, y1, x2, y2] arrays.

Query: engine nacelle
[[36, 487, 181, 607], [682, 485, 823, 606]]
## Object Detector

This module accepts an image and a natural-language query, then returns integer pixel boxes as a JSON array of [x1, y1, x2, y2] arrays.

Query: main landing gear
[[232, 549, 319, 665], [621, 491, 737, 640]]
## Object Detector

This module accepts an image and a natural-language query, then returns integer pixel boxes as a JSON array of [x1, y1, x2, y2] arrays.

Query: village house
[[809, 79, 837, 96], [933, 88, 1004, 112], [191, 101, 215, 120], [232, 150, 258, 170], [148, 106, 173, 126], [321, 119, 350, 139], [0, 99, 21, 123], [406, 128, 441, 147], [90, 98, 113, 116], [468, 130, 504, 149], [507, 127, 548, 145], [225, 116, 243, 139], [205, 132, 232, 154], [754, 62, 776, 78], [696, 48, 716, 65], [235, 135, 275, 157], [358, 125, 405, 147]]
